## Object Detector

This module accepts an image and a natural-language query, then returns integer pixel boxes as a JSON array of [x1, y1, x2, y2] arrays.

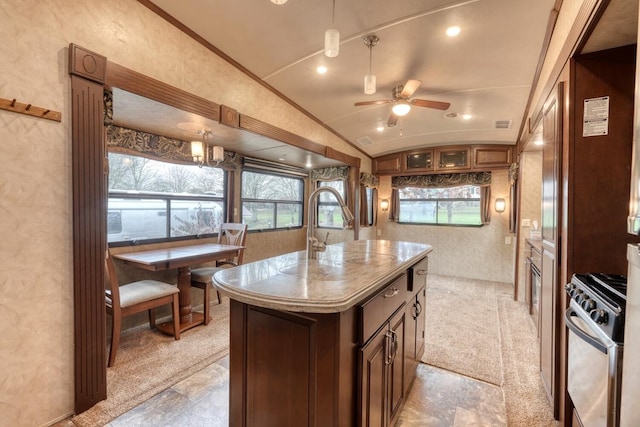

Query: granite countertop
[[213, 239, 433, 313]]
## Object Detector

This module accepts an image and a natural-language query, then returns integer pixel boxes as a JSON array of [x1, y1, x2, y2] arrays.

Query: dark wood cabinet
[[435, 146, 471, 171], [359, 305, 406, 427], [372, 144, 513, 175], [405, 256, 427, 390], [229, 258, 428, 427], [403, 150, 434, 173], [540, 82, 562, 418], [473, 145, 513, 169], [373, 153, 401, 175]]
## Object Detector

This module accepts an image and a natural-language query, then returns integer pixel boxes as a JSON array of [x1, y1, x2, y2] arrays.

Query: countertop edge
[[214, 241, 432, 313]]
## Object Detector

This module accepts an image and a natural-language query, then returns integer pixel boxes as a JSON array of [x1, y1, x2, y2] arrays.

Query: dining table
[[112, 242, 244, 334]]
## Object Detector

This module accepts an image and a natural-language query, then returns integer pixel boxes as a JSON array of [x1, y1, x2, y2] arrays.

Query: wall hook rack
[[0, 97, 61, 122]]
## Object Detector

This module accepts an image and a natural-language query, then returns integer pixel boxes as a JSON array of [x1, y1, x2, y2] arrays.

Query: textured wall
[[377, 170, 516, 284], [0, 1, 367, 425]]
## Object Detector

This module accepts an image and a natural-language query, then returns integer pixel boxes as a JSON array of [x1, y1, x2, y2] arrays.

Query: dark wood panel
[[569, 45, 640, 275], [229, 300, 359, 426], [325, 146, 361, 167], [372, 153, 401, 175], [473, 145, 513, 168], [246, 307, 316, 427], [105, 61, 221, 123], [359, 325, 387, 427], [70, 42, 108, 412], [239, 114, 326, 155]]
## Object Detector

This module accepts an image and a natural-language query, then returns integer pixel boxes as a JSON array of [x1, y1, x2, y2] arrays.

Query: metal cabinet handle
[[384, 288, 399, 298], [416, 269, 428, 276], [385, 330, 398, 365], [415, 299, 422, 316]]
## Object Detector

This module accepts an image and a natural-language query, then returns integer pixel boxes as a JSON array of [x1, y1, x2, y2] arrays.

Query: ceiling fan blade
[[354, 99, 393, 107], [400, 79, 422, 98], [411, 99, 451, 110], [387, 113, 399, 127]]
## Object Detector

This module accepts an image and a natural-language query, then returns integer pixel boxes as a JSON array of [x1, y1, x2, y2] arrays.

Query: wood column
[[69, 43, 108, 413]]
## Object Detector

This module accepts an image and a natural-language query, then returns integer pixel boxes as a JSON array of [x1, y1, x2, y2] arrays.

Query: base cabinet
[[359, 305, 406, 427], [228, 259, 427, 427]]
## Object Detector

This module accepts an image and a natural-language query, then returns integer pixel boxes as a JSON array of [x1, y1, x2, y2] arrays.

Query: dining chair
[[191, 223, 248, 325], [105, 250, 181, 367]]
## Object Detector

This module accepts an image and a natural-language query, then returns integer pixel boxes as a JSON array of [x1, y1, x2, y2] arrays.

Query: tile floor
[[104, 356, 505, 427]]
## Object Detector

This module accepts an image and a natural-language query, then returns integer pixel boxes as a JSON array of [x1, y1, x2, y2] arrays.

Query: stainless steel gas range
[[565, 273, 627, 427]]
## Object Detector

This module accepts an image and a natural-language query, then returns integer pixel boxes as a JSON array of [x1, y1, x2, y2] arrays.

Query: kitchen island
[[214, 239, 432, 426]]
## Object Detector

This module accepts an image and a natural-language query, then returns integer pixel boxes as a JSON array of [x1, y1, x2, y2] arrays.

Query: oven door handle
[[564, 308, 608, 354]]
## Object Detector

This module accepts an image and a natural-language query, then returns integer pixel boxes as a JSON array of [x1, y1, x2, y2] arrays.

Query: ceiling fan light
[[364, 74, 376, 95], [324, 28, 340, 57], [392, 100, 411, 116]]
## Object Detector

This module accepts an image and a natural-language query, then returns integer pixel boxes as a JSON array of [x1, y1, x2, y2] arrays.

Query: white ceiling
[[137, 0, 635, 164]]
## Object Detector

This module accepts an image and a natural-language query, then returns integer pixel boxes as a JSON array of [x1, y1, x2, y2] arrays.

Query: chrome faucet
[[307, 186, 355, 259]]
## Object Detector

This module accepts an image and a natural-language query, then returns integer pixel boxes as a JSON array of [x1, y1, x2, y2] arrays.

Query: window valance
[[391, 171, 491, 189], [359, 172, 379, 188], [311, 166, 350, 181], [106, 125, 241, 170]]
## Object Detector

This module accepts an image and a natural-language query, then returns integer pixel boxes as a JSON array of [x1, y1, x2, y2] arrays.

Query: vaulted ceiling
[[136, 0, 636, 163]]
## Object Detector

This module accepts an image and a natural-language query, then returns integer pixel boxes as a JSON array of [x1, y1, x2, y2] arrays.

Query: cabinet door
[[472, 145, 513, 169], [403, 150, 434, 173], [404, 298, 417, 392], [415, 287, 426, 360], [360, 326, 388, 427], [373, 153, 401, 175], [388, 309, 406, 424], [435, 146, 471, 171]]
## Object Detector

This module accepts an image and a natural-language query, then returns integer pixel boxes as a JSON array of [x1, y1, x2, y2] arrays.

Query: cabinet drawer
[[408, 257, 428, 293], [360, 274, 407, 344]]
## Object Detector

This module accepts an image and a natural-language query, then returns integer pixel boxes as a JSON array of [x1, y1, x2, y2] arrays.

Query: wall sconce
[[191, 131, 224, 167], [380, 199, 389, 212], [494, 198, 506, 213]]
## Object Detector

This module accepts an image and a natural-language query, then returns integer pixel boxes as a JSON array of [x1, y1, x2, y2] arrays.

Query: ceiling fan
[[354, 79, 450, 127]]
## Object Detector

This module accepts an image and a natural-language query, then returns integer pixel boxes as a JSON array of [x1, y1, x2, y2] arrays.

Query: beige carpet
[[72, 299, 230, 427], [497, 294, 557, 426], [421, 274, 505, 386], [421, 274, 557, 426]]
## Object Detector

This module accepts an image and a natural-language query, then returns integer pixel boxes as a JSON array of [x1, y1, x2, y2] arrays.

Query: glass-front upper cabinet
[[435, 146, 471, 171], [404, 150, 434, 172]]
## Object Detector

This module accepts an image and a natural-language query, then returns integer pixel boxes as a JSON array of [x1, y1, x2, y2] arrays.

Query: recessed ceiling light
[[317, 65, 328, 74], [376, 124, 385, 132], [446, 26, 461, 37], [462, 114, 472, 120], [271, 0, 288, 5], [534, 139, 544, 146]]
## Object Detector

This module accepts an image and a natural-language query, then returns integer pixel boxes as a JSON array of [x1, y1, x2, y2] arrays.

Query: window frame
[[397, 185, 484, 227], [241, 168, 305, 232], [316, 180, 348, 229], [107, 152, 227, 247]]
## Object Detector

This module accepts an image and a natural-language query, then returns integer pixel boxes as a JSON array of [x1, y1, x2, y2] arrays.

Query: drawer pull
[[416, 269, 428, 276], [383, 288, 400, 298]]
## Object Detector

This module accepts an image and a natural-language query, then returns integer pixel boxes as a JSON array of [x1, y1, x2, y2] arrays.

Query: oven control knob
[[590, 308, 608, 325], [565, 283, 575, 294], [574, 289, 584, 303], [581, 297, 596, 311]]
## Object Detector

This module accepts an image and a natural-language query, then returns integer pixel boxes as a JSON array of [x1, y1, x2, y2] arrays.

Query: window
[[363, 187, 374, 226], [241, 170, 304, 231], [317, 181, 347, 228], [107, 153, 226, 244], [398, 185, 482, 226]]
